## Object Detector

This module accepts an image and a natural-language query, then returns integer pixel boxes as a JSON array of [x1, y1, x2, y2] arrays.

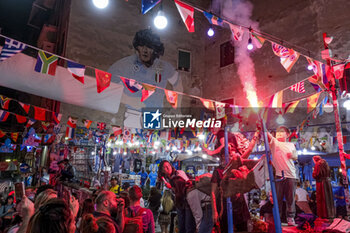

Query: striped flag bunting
[[0, 38, 27, 62], [175, 0, 195, 32], [67, 60, 85, 84], [67, 116, 78, 128], [307, 92, 321, 113], [52, 112, 62, 125], [289, 81, 305, 93], [120, 77, 142, 93], [65, 126, 75, 140], [271, 43, 299, 72], [0, 110, 10, 122], [251, 33, 266, 48], [269, 90, 283, 108], [283, 100, 300, 114], [229, 24, 244, 41]]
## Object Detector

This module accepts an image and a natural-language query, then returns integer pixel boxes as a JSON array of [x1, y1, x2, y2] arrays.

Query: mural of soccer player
[[108, 29, 183, 128]]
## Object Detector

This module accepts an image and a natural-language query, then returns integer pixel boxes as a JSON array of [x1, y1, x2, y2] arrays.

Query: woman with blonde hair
[[34, 188, 57, 209], [81, 214, 116, 233], [158, 190, 174, 233]]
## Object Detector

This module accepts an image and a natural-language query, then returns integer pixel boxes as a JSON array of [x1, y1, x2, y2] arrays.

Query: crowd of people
[[0, 125, 349, 233]]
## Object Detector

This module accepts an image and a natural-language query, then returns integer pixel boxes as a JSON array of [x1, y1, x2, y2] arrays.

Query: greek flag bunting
[[0, 38, 27, 62]]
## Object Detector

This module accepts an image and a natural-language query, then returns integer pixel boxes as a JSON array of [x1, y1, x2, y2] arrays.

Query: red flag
[[141, 84, 156, 102], [67, 116, 77, 128], [307, 92, 321, 113], [112, 125, 122, 136], [0, 130, 5, 138], [95, 69, 111, 93], [332, 64, 345, 79], [164, 90, 178, 108], [19, 102, 30, 114], [174, 0, 195, 32], [289, 81, 305, 93], [97, 122, 106, 130], [34, 106, 46, 121], [16, 114, 27, 123]]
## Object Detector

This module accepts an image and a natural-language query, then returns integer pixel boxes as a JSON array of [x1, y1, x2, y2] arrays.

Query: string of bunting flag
[[0, 31, 343, 115]]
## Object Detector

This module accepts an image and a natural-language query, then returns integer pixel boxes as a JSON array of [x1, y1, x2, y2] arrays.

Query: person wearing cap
[[127, 185, 155, 233], [110, 176, 120, 195], [267, 126, 298, 226]]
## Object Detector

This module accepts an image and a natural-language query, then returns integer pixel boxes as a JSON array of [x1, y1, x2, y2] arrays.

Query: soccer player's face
[[137, 45, 153, 63]]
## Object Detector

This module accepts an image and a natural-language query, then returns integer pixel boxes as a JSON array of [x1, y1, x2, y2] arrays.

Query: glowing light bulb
[[311, 146, 316, 151], [216, 157, 220, 161], [91, 151, 95, 155], [186, 150, 193, 155], [154, 11, 167, 29], [172, 146, 177, 151], [198, 134, 205, 140], [297, 150, 302, 155], [303, 148, 307, 153], [202, 154, 207, 159], [253, 156, 258, 160], [123, 151, 127, 155], [207, 28, 214, 37], [276, 115, 285, 124], [247, 38, 253, 50], [307, 64, 313, 70], [113, 151, 117, 155], [339, 168, 342, 173], [166, 146, 170, 150], [92, 0, 109, 9]]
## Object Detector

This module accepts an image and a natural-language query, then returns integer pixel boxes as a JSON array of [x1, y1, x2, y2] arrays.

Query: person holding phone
[[0, 196, 15, 230]]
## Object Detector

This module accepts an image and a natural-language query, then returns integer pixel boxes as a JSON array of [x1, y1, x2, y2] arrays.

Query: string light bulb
[[307, 64, 313, 70], [247, 38, 253, 50], [92, 0, 109, 9], [276, 114, 285, 124], [154, 4, 167, 30], [207, 27, 214, 37], [247, 28, 254, 50]]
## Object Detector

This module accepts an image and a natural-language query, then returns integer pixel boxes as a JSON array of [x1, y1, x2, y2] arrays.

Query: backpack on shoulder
[[123, 207, 145, 233]]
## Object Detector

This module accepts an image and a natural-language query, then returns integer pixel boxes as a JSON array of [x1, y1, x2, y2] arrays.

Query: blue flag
[[203, 12, 223, 26], [0, 38, 27, 62], [142, 0, 161, 14]]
